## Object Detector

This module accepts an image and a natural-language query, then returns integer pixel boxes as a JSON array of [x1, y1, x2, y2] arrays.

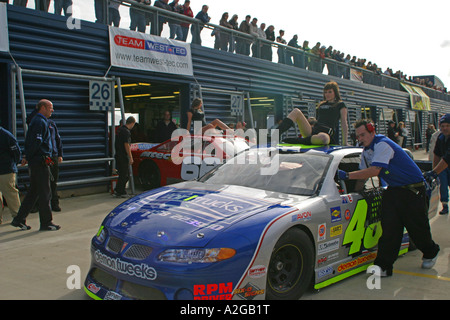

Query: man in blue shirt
[[11, 99, 61, 231], [338, 119, 439, 276], [191, 4, 210, 45], [0, 125, 22, 224]]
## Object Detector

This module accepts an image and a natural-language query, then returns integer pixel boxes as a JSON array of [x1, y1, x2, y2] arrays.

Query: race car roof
[[277, 143, 361, 154]]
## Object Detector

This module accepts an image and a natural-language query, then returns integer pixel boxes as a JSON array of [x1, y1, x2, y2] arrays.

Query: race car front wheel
[[138, 160, 161, 190], [266, 228, 314, 300]]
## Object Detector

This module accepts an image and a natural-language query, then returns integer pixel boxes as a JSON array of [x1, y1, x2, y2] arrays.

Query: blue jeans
[[130, 9, 146, 33], [169, 23, 183, 40], [109, 7, 121, 27], [439, 168, 450, 203]]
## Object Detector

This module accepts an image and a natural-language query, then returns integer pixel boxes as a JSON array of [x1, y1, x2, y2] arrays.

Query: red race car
[[131, 135, 249, 189]]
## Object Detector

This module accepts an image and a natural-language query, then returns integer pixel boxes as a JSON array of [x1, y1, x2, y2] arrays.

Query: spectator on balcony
[[130, 0, 150, 33], [191, 4, 210, 45], [219, 12, 233, 51], [94, 0, 106, 24], [108, 0, 120, 27], [249, 17, 260, 57], [252, 22, 266, 58], [54, 0, 72, 16], [180, 0, 193, 42], [236, 15, 251, 56], [276, 29, 287, 64], [152, 0, 171, 36], [286, 34, 300, 67], [309, 42, 321, 72], [228, 14, 239, 52], [169, 0, 183, 40], [262, 24, 275, 61], [35, 0, 50, 11]]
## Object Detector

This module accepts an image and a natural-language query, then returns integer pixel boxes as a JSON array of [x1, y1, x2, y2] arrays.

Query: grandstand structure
[[1, 3, 449, 191]]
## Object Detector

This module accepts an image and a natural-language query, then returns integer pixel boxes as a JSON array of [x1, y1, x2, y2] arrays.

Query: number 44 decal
[[343, 199, 382, 255]]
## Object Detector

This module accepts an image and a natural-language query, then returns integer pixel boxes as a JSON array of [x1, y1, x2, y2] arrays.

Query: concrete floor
[[0, 148, 448, 300]]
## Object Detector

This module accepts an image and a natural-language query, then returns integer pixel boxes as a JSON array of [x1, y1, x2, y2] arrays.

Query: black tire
[[266, 228, 314, 300], [138, 160, 160, 190]]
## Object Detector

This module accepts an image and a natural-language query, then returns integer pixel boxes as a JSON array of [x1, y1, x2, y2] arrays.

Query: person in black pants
[[114, 116, 136, 197], [338, 119, 440, 276], [11, 99, 60, 231]]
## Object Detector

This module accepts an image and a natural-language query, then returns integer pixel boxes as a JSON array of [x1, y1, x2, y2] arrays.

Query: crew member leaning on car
[[338, 119, 440, 277], [428, 113, 450, 215]]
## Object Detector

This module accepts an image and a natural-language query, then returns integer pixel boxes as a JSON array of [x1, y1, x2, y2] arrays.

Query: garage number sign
[[89, 80, 114, 111], [231, 94, 244, 116]]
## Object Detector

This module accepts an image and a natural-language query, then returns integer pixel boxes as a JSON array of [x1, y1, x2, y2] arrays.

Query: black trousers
[[15, 162, 53, 227], [115, 156, 129, 195], [374, 185, 439, 272], [50, 156, 59, 206]]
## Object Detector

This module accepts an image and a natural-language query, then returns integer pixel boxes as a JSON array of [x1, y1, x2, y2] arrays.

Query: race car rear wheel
[[266, 228, 314, 300], [138, 160, 161, 190]]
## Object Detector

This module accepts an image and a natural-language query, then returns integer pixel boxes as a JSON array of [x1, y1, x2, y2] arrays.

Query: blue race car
[[84, 145, 438, 300]]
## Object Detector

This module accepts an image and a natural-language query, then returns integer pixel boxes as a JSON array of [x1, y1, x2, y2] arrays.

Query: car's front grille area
[[121, 280, 167, 300], [106, 236, 124, 254], [90, 267, 117, 291], [123, 244, 153, 260]]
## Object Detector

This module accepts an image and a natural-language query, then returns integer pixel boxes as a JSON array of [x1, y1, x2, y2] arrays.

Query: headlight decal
[[158, 248, 236, 263]]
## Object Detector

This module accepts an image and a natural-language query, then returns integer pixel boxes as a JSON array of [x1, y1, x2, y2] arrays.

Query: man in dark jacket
[[151, 0, 172, 36], [114, 116, 136, 197], [429, 114, 450, 215], [26, 108, 64, 212], [191, 4, 210, 45], [11, 99, 60, 231], [155, 110, 177, 142], [0, 125, 21, 224]]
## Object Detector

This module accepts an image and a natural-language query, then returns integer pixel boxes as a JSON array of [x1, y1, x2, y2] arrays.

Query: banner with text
[[109, 27, 193, 76], [400, 82, 431, 111], [0, 3, 9, 53]]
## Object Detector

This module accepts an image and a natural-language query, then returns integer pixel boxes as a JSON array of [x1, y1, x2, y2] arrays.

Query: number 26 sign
[[89, 80, 114, 111]]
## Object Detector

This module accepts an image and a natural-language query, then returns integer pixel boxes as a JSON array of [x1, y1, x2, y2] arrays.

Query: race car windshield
[[199, 150, 332, 196]]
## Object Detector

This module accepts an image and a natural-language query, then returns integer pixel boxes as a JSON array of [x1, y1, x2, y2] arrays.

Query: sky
[[21, 0, 450, 88]]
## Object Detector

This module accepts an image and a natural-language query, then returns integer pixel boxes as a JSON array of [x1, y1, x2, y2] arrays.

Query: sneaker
[[11, 220, 31, 230], [422, 254, 439, 269], [40, 223, 61, 231], [380, 269, 393, 277], [52, 204, 61, 212], [439, 204, 448, 215]]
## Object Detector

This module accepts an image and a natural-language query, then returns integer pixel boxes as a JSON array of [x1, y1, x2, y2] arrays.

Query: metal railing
[[11, 66, 136, 194], [24, 0, 447, 100]]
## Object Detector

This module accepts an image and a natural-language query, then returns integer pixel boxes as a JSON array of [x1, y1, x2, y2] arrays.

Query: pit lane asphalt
[[0, 149, 448, 300]]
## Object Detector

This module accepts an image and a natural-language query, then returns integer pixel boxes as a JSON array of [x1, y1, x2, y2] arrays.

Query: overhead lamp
[[245, 97, 269, 100], [150, 96, 176, 100], [125, 93, 151, 98], [251, 103, 274, 107], [116, 83, 139, 88]]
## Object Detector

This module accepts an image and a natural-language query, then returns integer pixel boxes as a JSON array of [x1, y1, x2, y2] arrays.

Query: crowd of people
[[5, 0, 447, 93]]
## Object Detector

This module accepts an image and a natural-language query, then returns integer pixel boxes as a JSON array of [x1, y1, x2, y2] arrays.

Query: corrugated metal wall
[[4, 7, 111, 188], [1, 5, 450, 189]]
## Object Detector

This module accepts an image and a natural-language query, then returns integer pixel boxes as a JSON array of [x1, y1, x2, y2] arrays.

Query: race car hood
[[103, 182, 306, 247]]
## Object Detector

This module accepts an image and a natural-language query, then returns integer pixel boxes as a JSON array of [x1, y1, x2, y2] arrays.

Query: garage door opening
[[113, 80, 183, 143]]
